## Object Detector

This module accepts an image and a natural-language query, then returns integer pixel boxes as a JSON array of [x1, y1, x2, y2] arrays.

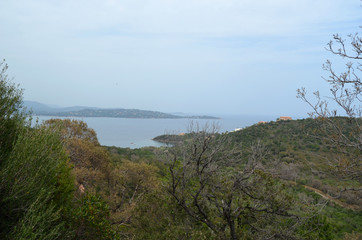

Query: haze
[[0, 0, 360, 117]]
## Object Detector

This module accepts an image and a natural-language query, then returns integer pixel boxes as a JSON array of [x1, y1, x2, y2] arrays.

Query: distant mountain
[[24, 101, 219, 119], [24, 101, 96, 113], [23, 101, 53, 113]]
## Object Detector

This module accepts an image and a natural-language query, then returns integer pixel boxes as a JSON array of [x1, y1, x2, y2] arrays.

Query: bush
[[0, 60, 75, 239], [72, 193, 118, 240], [0, 59, 26, 162], [0, 125, 75, 239]]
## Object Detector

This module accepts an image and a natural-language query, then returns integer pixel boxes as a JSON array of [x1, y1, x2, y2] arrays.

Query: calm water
[[34, 115, 278, 148]]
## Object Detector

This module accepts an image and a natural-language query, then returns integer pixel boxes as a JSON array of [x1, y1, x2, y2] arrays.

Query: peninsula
[[24, 101, 219, 119]]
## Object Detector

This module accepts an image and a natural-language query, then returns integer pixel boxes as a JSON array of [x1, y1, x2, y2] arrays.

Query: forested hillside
[[155, 118, 362, 208], [111, 119, 362, 239]]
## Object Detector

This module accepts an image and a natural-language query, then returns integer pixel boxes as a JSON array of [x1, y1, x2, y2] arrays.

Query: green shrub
[[0, 126, 75, 239], [72, 193, 119, 240]]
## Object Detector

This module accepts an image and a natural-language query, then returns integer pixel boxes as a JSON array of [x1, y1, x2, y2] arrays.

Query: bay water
[[34, 114, 278, 148]]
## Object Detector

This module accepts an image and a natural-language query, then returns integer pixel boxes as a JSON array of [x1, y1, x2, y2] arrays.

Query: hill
[[154, 117, 362, 209], [24, 101, 219, 119], [24, 100, 98, 113], [115, 117, 362, 238]]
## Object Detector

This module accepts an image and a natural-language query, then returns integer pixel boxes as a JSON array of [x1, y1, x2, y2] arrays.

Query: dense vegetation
[[0, 61, 74, 240], [155, 118, 362, 208], [109, 119, 362, 239]]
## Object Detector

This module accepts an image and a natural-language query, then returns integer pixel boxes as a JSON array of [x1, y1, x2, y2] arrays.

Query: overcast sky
[[0, 0, 360, 117]]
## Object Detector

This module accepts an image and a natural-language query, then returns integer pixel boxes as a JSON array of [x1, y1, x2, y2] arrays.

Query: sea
[[33, 114, 279, 149]]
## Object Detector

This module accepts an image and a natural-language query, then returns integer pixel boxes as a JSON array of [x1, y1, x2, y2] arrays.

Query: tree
[[162, 123, 326, 240], [43, 119, 111, 189], [72, 193, 118, 240], [297, 15, 361, 183], [43, 119, 162, 238], [0, 60, 75, 239], [0, 59, 26, 163]]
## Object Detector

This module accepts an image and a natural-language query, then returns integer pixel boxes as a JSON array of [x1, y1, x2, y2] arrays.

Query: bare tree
[[297, 20, 361, 183]]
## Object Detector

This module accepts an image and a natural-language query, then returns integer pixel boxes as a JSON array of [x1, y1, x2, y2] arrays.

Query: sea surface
[[34, 115, 278, 148]]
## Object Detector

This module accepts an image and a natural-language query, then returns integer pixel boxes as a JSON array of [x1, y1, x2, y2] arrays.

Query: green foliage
[[106, 146, 157, 164], [0, 60, 76, 240], [226, 118, 361, 206], [297, 215, 333, 240], [129, 191, 216, 240], [9, 190, 70, 240], [322, 205, 362, 238], [72, 193, 118, 240], [43, 119, 113, 198], [160, 127, 327, 239], [44, 118, 99, 145], [0, 125, 75, 239], [152, 134, 188, 145], [152, 120, 362, 239], [0, 59, 26, 162]]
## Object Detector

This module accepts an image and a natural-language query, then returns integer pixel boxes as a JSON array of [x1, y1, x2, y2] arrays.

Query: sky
[[0, 0, 361, 117]]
